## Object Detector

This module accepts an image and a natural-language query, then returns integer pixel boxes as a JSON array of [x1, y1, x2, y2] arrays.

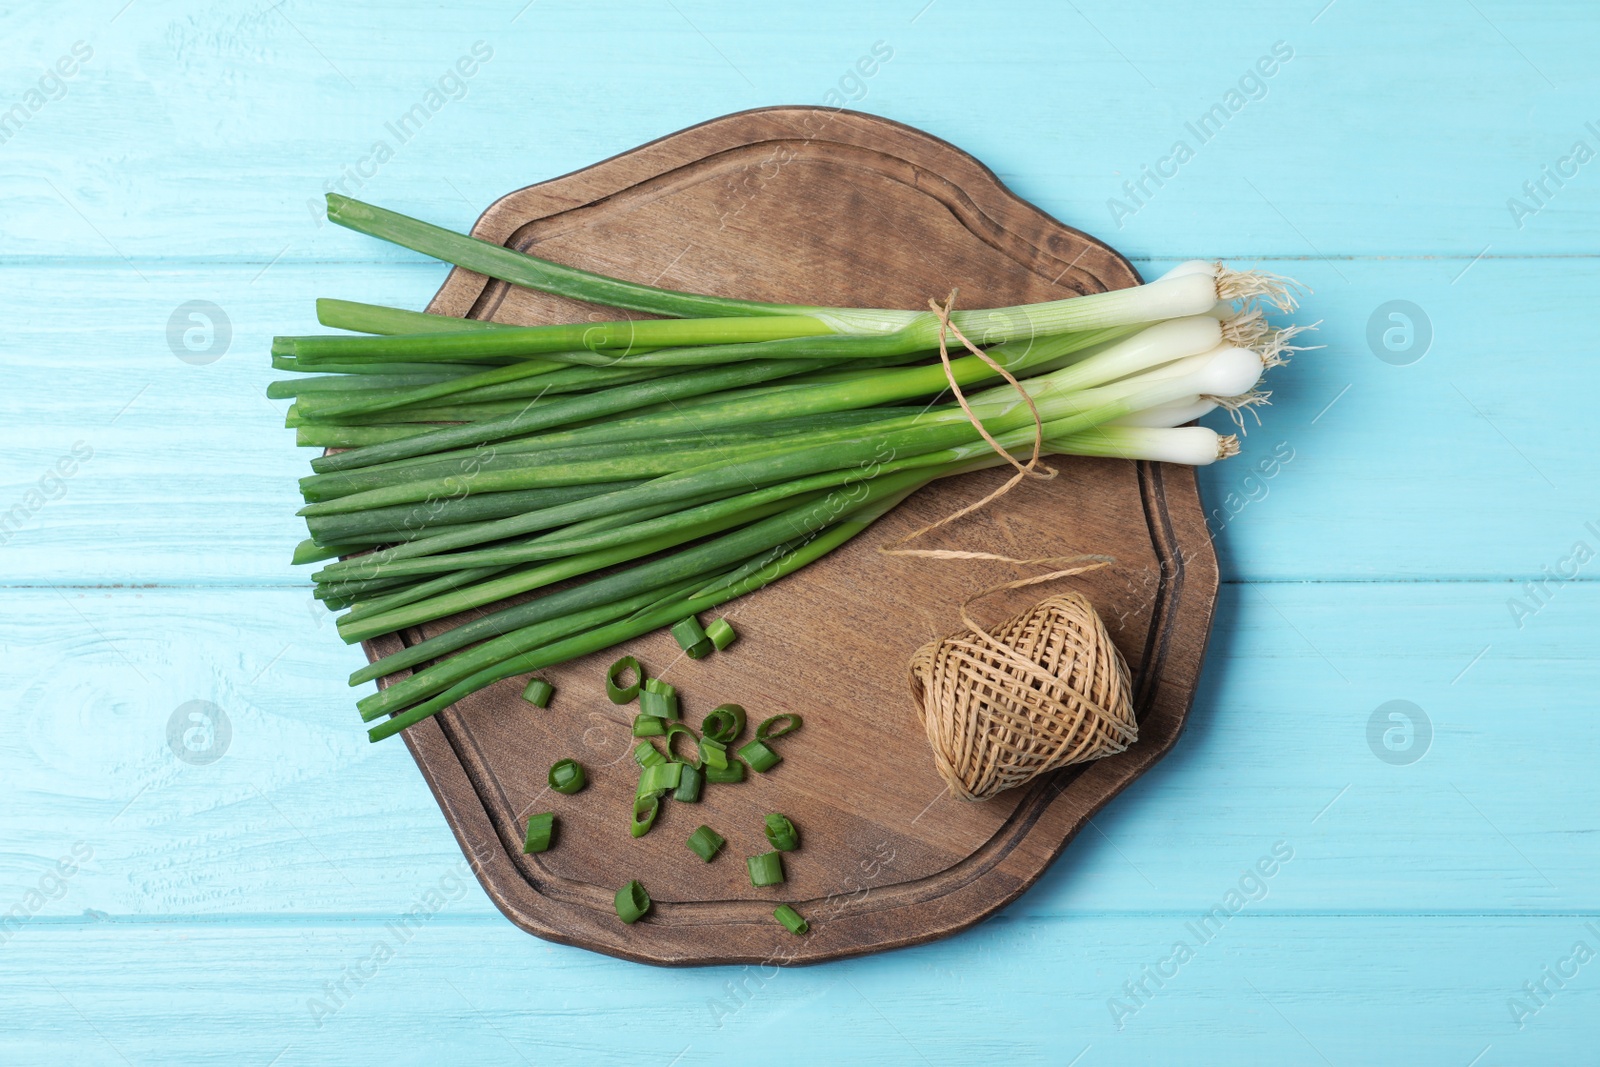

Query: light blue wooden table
[[4, 0, 1597, 1062]]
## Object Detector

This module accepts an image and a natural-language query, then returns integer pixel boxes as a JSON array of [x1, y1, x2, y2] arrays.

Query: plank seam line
[[7, 577, 1597, 591], [4, 253, 1600, 267], [6, 910, 1597, 928]]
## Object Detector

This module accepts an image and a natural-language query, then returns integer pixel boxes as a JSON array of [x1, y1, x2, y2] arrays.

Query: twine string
[[880, 290, 1057, 560], [880, 294, 1135, 800], [909, 578, 1138, 802], [953, 555, 1114, 689]]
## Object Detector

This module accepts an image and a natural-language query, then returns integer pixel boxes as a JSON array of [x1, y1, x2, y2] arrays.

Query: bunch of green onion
[[276, 195, 1307, 742]]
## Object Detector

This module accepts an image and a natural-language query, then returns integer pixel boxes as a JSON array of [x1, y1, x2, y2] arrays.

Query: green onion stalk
[[300, 337, 1263, 548], [356, 416, 1243, 743], [268, 195, 1307, 741]]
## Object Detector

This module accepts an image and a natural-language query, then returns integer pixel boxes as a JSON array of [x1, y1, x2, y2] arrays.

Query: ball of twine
[[909, 590, 1137, 801]]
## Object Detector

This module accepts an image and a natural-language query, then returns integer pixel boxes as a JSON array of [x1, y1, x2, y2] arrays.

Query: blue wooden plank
[[0, 0, 1596, 260], [4, 256, 1595, 583], [3, 582, 1594, 921], [2, 915, 1596, 1064]]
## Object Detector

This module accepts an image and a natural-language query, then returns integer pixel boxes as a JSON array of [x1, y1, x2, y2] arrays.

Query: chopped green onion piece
[[633, 740, 666, 768], [670, 615, 709, 653], [706, 617, 738, 651], [548, 759, 586, 795], [637, 761, 682, 797], [639, 688, 679, 719], [674, 763, 704, 803], [521, 678, 554, 708], [686, 825, 724, 862], [756, 713, 802, 741], [665, 722, 701, 766], [643, 677, 676, 697], [684, 639, 714, 660], [701, 703, 747, 744], [606, 655, 642, 704], [773, 904, 808, 935], [698, 736, 728, 770], [522, 812, 555, 854], [633, 713, 667, 737], [705, 758, 745, 784], [763, 812, 799, 851], [746, 851, 785, 887], [738, 739, 781, 773], [615, 879, 651, 923], [630, 795, 660, 838]]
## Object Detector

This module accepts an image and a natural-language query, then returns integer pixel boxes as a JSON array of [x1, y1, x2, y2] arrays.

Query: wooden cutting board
[[361, 107, 1219, 966]]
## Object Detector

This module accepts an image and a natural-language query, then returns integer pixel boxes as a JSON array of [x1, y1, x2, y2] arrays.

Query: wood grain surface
[[9, 1, 1600, 1061], [361, 108, 1219, 964]]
